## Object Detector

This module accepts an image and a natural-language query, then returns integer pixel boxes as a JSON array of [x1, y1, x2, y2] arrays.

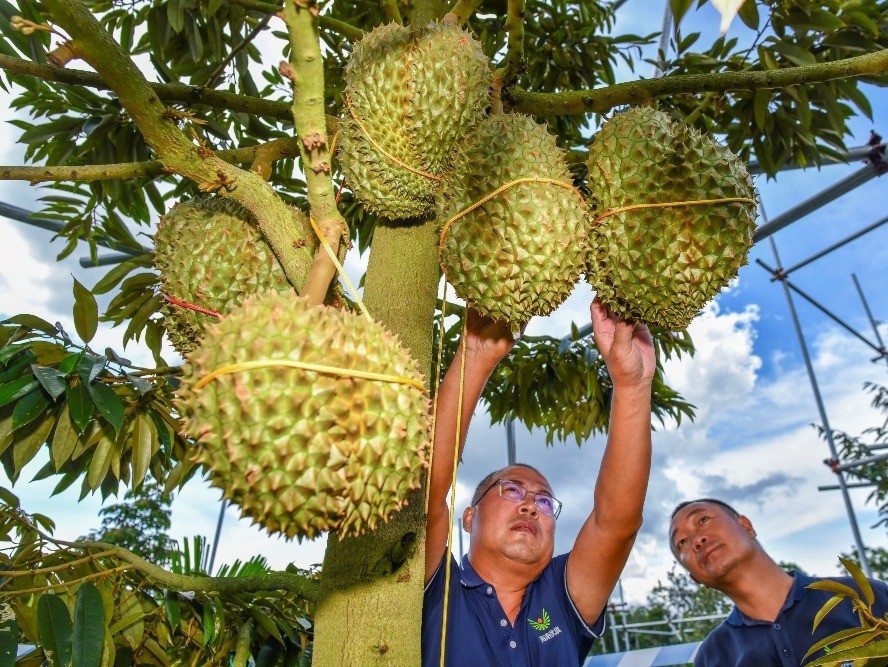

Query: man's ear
[[737, 515, 756, 539], [463, 506, 475, 533]]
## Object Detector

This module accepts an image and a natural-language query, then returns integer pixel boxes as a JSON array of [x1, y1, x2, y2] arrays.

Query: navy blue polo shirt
[[695, 570, 888, 666], [422, 553, 604, 666]]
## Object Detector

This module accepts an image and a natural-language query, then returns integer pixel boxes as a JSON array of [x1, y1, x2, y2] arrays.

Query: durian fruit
[[585, 106, 757, 331], [439, 113, 589, 328], [177, 291, 431, 540], [153, 195, 296, 354], [339, 21, 491, 220]]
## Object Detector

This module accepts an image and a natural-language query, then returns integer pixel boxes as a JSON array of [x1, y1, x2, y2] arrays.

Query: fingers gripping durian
[[177, 292, 432, 540], [585, 106, 758, 331]]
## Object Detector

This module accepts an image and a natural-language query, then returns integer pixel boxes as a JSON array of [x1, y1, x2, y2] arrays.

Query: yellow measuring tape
[[308, 215, 372, 322], [346, 100, 444, 182], [591, 197, 757, 225]]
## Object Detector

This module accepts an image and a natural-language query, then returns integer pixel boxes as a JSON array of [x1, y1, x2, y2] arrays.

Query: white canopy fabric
[[584, 642, 702, 666]]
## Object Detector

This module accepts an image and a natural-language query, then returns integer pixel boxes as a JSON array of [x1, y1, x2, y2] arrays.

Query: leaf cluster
[[803, 557, 888, 665], [0, 489, 317, 666], [0, 297, 193, 503]]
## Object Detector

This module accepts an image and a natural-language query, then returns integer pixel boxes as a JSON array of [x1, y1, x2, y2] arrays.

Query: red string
[[336, 178, 346, 204], [161, 292, 223, 318]]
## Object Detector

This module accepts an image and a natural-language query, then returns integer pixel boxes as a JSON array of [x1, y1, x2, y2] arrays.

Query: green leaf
[[753, 89, 769, 131], [0, 603, 17, 667], [250, 607, 284, 646], [12, 410, 53, 475], [670, 0, 693, 28], [12, 389, 49, 430], [37, 593, 73, 667], [77, 354, 106, 385], [130, 415, 154, 489], [51, 403, 80, 471], [807, 580, 862, 601], [812, 594, 845, 632], [31, 365, 66, 400], [73, 583, 104, 667], [0, 378, 39, 408], [839, 557, 875, 607], [805, 625, 872, 659], [91, 259, 141, 295], [86, 382, 124, 434], [87, 432, 115, 491], [2, 315, 58, 336], [806, 635, 888, 665], [737, 0, 759, 30], [59, 352, 83, 375], [72, 278, 99, 344], [66, 382, 94, 432], [163, 590, 181, 631]]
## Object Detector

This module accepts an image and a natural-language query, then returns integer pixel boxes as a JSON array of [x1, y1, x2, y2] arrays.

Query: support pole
[[769, 237, 871, 576], [208, 499, 227, 575], [506, 418, 516, 466], [852, 273, 888, 370]]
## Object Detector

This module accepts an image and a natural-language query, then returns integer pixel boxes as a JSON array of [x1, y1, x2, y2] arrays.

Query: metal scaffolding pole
[[753, 165, 879, 243], [208, 499, 227, 575], [767, 237, 871, 576], [776, 214, 888, 277], [747, 144, 882, 175], [853, 273, 888, 370]]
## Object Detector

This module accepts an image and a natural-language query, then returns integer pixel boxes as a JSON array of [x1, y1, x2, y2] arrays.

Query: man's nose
[[518, 494, 538, 516], [693, 534, 708, 551]]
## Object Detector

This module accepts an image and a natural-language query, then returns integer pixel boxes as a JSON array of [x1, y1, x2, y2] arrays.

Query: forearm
[[427, 346, 497, 510], [592, 382, 652, 535]]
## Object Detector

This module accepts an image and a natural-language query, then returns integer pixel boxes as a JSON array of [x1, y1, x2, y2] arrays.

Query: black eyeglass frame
[[472, 479, 563, 519]]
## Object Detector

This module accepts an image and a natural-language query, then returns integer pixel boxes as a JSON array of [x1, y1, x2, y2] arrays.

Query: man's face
[[669, 502, 758, 588], [465, 466, 557, 567]]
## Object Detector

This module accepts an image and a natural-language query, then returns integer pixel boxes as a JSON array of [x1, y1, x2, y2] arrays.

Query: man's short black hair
[[670, 498, 740, 520], [471, 463, 545, 506]]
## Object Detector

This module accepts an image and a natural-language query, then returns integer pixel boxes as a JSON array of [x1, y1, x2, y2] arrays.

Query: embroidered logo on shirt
[[528, 609, 551, 632]]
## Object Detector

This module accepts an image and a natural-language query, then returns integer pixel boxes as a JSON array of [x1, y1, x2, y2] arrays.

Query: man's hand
[[459, 308, 520, 371], [590, 298, 655, 390]]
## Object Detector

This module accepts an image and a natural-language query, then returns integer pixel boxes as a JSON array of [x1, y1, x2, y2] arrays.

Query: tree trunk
[[312, 219, 440, 665]]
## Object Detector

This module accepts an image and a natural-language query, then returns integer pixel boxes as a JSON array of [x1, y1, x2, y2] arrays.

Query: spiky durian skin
[[439, 113, 589, 327], [585, 106, 758, 331], [339, 21, 491, 220], [153, 195, 295, 354], [177, 292, 431, 540]]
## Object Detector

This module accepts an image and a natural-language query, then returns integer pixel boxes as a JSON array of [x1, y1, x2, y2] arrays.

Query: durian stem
[[381, 0, 402, 23], [0, 137, 304, 183], [282, 0, 349, 307], [496, 0, 525, 89], [509, 48, 888, 115], [40, 0, 315, 292], [445, 0, 484, 25]]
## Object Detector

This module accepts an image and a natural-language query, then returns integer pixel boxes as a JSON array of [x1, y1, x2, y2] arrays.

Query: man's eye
[[699, 516, 709, 524], [502, 483, 522, 494], [677, 539, 686, 549], [537, 496, 554, 510]]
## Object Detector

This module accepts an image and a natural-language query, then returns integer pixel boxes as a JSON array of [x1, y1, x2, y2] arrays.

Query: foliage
[[841, 546, 888, 581], [0, 487, 317, 665], [86, 480, 176, 567], [804, 557, 888, 666], [819, 383, 888, 526]]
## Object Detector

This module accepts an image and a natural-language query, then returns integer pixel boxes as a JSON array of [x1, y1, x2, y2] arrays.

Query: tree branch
[[444, 0, 484, 25], [58, 539, 319, 599], [0, 137, 302, 183], [0, 54, 293, 122], [381, 0, 403, 23], [226, 0, 366, 42], [498, 0, 525, 88], [206, 14, 273, 88], [282, 1, 349, 306], [41, 0, 315, 291], [510, 48, 888, 116]]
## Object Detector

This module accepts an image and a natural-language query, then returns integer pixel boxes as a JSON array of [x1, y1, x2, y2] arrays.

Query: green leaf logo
[[528, 609, 551, 632]]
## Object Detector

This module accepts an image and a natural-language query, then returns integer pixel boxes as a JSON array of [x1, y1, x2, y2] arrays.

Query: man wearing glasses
[[422, 298, 655, 665]]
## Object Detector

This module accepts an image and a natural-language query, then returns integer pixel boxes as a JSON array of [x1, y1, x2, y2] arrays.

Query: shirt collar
[[726, 570, 812, 626], [459, 554, 486, 588]]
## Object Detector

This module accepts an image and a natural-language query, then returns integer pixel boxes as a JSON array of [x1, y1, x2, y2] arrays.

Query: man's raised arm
[[425, 310, 516, 584], [566, 298, 655, 623]]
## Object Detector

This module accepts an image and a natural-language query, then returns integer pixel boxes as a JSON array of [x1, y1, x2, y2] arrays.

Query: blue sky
[[0, 1, 887, 607]]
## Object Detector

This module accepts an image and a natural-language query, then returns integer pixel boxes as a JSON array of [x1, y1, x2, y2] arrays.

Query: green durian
[[585, 106, 758, 330], [177, 292, 431, 540]]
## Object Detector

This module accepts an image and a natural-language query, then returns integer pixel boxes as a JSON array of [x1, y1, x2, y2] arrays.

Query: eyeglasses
[[473, 479, 562, 519]]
